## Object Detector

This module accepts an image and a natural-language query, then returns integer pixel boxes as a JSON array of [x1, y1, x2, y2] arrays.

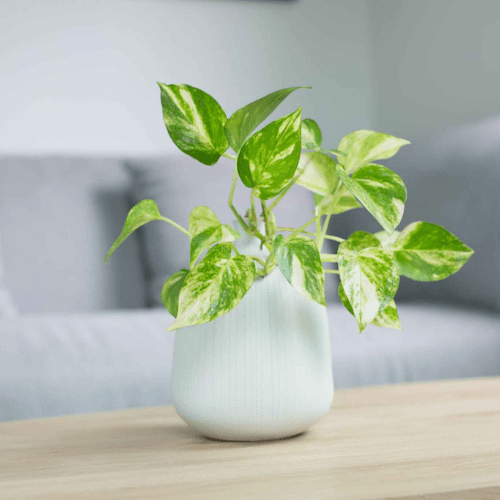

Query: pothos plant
[[105, 84, 473, 333]]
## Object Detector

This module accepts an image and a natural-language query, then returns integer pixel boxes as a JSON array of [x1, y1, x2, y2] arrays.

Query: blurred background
[[1, 0, 499, 421]]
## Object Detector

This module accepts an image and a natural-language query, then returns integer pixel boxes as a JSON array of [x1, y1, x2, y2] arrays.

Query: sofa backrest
[[0, 156, 146, 314]]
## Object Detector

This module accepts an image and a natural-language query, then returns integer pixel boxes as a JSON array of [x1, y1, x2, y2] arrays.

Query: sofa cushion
[[0, 156, 147, 313], [332, 116, 500, 311], [1, 304, 499, 421], [0, 233, 17, 318], [125, 155, 339, 306]]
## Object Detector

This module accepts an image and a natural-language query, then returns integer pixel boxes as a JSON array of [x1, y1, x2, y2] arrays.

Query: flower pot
[[170, 219, 334, 441]]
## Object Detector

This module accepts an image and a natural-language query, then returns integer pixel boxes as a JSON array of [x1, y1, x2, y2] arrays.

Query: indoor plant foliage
[[106, 84, 474, 334]]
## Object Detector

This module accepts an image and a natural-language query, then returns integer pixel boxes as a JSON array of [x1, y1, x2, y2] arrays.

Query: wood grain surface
[[1, 377, 499, 500]]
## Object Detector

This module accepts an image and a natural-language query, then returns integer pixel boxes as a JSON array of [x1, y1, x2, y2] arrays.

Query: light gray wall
[[0, 0, 374, 156], [368, 0, 500, 140]]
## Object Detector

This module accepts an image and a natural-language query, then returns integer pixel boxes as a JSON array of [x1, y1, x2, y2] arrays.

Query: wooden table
[[1, 377, 500, 500]]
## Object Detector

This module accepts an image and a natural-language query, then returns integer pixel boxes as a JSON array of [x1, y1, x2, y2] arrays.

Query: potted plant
[[105, 84, 474, 442]]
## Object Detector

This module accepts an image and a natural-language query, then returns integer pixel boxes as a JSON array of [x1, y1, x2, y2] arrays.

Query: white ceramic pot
[[171, 219, 334, 441]]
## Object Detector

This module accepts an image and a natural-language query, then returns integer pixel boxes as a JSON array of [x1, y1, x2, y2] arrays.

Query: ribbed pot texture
[[171, 220, 334, 441]]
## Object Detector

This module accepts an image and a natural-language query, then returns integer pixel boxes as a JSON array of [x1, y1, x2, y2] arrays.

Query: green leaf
[[158, 83, 228, 166], [189, 206, 239, 267], [338, 282, 401, 330], [338, 130, 410, 174], [295, 151, 337, 195], [301, 118, 322, 149], [273, 234, 325, 306], [237, 108, 302, 200], [373, 230, 400, 249], [168, 243, 256, 331], [105, 200, 163, 263], [392, 222, 474, 281], [225, 86, 310, 153], [161, 269, 189, 318], [337, 164, 406, 234], [338, 231, 399, 332], [372, 300, 401, 330]]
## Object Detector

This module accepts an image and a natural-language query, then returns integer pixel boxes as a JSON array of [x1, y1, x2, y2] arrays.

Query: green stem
[[324, 269, 339, 274], [286, 215, 319, 241], [276, 227, 316, 237], [230, 242, 240, 255], [316, 215, 321, 244], [222, 152, 237, 160], [323, 234, 345, 243], [229, 165, 250, 234], [261, 200, 271, 240], [159, 217, 189, 236], [268, 174, 299, 211], [251, 256, 266, 267], [320, 253, 338, 262], [318, 214, 331, 251], [250, 191, 257, 228]]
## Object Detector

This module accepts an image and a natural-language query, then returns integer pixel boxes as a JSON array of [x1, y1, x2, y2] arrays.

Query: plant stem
[[318, 214, 331, 251], [324, 269, 339, 274], [320, 253, 338, 262], [268, 178, 294, 211], [261, 200, 271, 240], [229, 165, 250, 233], [276, 227, 316, 237], [286, 215, 319, 241], [230, 243, 240, 255], [159, 217, 189, 236], [250, 191, 257, 228], [251, 256, 266, 267], [323, 234, 345, 243], [222, 152, 237, 160]]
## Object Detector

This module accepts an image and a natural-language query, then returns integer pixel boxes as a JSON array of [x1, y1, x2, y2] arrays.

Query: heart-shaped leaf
[[161, 269, 189, 318], [189, 206, 239, 267], [273, 234, 325, 306], [168, 243, 256, 331], [225, 86, 309, 153], [301, 118, 322, 149], [392, 222, 474, 281], [237, 108, 302, 200], [295, 151, 337, 195], [105, 199, 163, 263], [338, 231, 399, 332], [337, 164, 406, 234], [338, 282, 401, 330], [158, 83, 228, 166], [338, 130, 410, 174]]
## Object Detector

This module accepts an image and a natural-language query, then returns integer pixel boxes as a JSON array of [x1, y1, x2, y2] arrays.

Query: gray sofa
[[1, 117, 500, 422]]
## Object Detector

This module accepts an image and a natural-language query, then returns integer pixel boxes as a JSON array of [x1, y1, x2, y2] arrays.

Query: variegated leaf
[[168, 243, 256, 331], [392, 222, 474, 281], [237, 108, 302, 200], [372, 300, 401, 330], [225, 86, 309, 153], [337, 164, 406, 234], [295, 151, 337, 195], [338, 130, 410, 174], [161, 269, 189, 318], [189, 206, 239, 267], [338, 282, 401, 330], [373, 229, 401, 249], [338, 231, 399, 332], [158, 83, 228, 166], [273, 234, 325, 306], [301, 118, 322, 149], [105, 199, 163, 263]]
